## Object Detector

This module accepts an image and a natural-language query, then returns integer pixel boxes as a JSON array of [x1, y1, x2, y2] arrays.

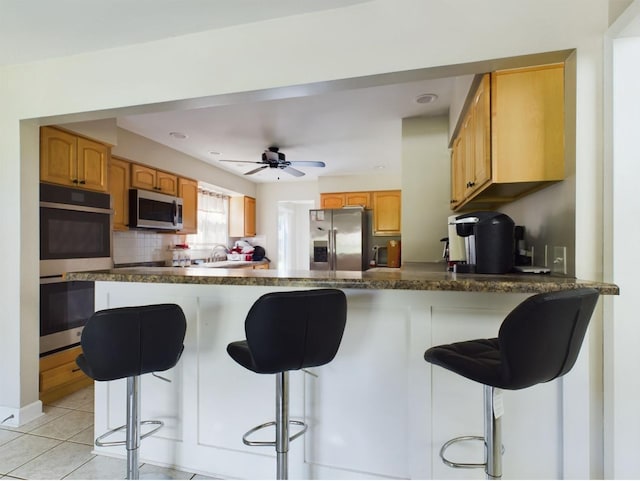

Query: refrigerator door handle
[[331, 228, 338, 271]]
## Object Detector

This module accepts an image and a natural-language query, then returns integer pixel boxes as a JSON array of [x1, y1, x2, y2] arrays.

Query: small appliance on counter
[[387, 240, 401, 268], [371, 245, 388, 266], [450, 211, 515, 274]]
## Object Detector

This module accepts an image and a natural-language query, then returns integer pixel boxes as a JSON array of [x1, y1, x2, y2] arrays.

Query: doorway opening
[[277, 200, 313, 271]]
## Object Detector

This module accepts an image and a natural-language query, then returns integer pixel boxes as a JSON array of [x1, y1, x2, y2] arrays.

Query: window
[[186, 188, 229, 247]]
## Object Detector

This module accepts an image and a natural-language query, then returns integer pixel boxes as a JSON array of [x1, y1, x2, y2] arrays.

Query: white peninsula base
[[91, 281, 592, 479]]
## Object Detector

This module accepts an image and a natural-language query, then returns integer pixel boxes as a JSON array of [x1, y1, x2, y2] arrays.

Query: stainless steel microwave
[[129, 189, 183, 230]]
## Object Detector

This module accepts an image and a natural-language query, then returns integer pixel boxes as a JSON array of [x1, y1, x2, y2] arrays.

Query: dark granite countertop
[[64, 262, 619, 295]]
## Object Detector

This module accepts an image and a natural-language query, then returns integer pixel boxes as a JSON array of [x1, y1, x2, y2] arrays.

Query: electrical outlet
[[552, 246, 567, 275]]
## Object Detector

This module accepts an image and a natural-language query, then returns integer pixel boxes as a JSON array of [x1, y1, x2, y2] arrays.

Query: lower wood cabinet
[[39, 345, 92, 404]]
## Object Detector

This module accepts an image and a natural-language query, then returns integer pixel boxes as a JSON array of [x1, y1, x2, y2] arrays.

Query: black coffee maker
[[453, 211, 515, 274]]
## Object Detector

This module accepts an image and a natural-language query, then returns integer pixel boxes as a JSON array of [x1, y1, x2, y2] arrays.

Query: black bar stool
[[424, 288, 599, 479], [76, 304, 187, 480], [227, 289, 347, 480]]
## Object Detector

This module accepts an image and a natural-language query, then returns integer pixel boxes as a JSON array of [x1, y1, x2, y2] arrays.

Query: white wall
[[112, 128, 255, 197], [317, 173, 401, 197], [401, 116, 451, 262], [0, 0, 610, 476], [605, 3, 640, 475]]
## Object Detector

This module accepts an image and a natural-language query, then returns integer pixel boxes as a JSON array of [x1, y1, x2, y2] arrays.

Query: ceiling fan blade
[[282, 166, 305, 177], [244, 165, 268, 176], [219, 159, 262, 164], [288, 161, 326, 168]]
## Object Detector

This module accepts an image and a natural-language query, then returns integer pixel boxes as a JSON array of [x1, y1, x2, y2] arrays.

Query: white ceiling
[[1, 0, 457, 183]]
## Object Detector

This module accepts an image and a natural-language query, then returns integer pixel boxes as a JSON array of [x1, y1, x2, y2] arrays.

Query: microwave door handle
[[172, 200, 177, 226]]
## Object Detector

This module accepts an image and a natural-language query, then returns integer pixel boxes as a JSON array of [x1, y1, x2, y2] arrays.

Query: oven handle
[[40, 201, 112, 215]]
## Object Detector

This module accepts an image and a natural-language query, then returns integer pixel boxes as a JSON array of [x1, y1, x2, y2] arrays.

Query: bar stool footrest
[[242, 420, 308, 447], [439, 435, 487, 469], [95, 420, 164, 447]]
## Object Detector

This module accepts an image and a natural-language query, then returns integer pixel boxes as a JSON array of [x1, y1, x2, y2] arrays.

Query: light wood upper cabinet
[[320, 191, 371, 209], [109, 156, 130, 231], [229, 196, 256, 237], [345, 192, 371, 208], [320, 193, 346, 209], [178, 177, 198, 235], [131, 163, 178, 196], [450, 64, 565, 210], [372, 190, 401, 236], [450, 135, 466, 209], [491, 64, 565, 182], [40, 126, 109, 192]]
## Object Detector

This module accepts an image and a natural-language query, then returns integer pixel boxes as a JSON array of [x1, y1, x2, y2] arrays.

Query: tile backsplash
[[113, 230, 184, 266]]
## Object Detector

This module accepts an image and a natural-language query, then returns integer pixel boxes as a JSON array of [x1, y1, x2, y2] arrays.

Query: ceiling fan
[[219, 146, 326, 177]]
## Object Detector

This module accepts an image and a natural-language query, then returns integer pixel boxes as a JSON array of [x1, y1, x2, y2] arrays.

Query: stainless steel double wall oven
[[39, 183, 112, 355]]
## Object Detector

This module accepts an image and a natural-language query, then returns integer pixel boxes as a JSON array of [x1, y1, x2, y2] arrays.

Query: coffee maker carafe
[[452, 211, 515, 274]]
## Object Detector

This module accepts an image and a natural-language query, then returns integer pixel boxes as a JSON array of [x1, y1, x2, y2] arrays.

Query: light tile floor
[[0, 386, 214, 480]]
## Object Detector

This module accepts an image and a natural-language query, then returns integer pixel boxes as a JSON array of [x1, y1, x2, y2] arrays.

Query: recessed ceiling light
[[169, 131, 188, 139], [415, 93, 439, 104], [208, 151, 220, 156], [374, 164, 386, 170]]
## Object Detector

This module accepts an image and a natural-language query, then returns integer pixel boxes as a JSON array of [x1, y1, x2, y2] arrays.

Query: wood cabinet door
[[178, 177, 198, 234], [157, 170, 178, 195], [130, 163, 157, 191], [345, 192, 371, 208], [77, 136, 108, 192], [450, 135, 465, 208], [471, 74, 491, 191], [244, 196, 256, 236], [40, 126, 77, 187], [109, 157, 130, 231], [462, 108, 476, 198], [491, 63, 565, 182], [372, 190, 401, 236], [320, 193, 345, 209]]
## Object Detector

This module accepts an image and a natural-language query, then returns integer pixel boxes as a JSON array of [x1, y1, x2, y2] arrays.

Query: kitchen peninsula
[[67, 265, 617, 480]]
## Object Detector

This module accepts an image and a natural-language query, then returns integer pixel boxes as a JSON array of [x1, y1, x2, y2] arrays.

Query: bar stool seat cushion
[[227, 289, 347, 374], [425, 288, 600, 390], [76, 303, 186, 382]]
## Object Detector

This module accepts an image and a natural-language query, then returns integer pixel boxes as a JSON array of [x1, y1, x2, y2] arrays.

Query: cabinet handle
[[72, 179, 79, 184], [72, 368, 81, 373], [79, 180, 86, 185]]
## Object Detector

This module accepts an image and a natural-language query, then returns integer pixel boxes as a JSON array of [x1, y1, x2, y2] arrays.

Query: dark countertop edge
[[64, 269, 619, 295]]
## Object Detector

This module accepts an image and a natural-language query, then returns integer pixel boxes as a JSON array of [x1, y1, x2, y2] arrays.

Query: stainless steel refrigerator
[[309, 207, 368, 271]]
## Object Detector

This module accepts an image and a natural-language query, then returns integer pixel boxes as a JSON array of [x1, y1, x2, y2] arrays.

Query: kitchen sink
[[198, 260, 255, 268]]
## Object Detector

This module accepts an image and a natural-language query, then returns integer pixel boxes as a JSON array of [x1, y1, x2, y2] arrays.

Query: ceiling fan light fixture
[[415, 93, 438, 104]]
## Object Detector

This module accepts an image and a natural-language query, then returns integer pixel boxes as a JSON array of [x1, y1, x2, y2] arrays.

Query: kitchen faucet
[[208, 244, 229, 262]]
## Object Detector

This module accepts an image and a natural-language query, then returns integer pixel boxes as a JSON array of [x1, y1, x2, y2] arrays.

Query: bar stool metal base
[[241, 371, 307, 480], [93, 376, 165, 480], [439, 385, 503, 480]]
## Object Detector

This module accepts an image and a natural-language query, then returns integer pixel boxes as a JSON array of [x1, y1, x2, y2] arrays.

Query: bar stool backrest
[[498, 288, 599, 389], [77, 303, 187, 381], [244, 289, 347, 374]]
